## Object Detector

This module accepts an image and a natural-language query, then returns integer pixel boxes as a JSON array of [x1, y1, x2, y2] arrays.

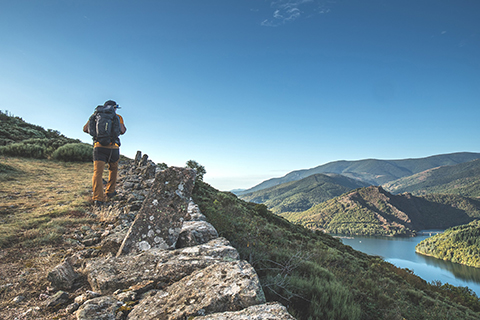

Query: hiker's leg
[[105, 148, 120, 197], [106, 161, 118, 195], [92, 160, 106, 201]]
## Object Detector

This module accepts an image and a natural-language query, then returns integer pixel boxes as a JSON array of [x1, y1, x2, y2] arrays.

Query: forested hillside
[[280, 186, 480, 236], [193, 181, 480, 319], [416, 220, 480, 268], [383, 159, 480, 197], [239, 173, 370, 214]]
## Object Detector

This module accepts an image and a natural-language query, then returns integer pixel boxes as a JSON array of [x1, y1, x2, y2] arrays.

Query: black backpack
[[88, 105, 121, 146]]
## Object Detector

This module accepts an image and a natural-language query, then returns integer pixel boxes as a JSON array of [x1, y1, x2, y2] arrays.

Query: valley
[[239, 153, 480, 238]]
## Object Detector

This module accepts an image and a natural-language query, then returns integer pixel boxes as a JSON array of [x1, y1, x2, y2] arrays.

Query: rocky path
[[45, 152, 295, 320]]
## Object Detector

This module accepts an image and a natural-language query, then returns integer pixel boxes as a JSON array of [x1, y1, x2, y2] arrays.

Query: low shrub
[[52, 143, 93, 162], [0, 143, 47, 158]]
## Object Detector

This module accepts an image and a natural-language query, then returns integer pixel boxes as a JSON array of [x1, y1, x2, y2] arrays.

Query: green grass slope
[[239, 173, 370, 214], [240, 152, 480, 194], [383, 159, 480, 197], [416, 220, 480, 268], [0, 110, 89, 160], [280, 186, 480, 237], [193, 181, 480, 319]]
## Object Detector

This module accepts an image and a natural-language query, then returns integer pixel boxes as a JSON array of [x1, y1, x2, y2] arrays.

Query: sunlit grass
[[0, 157, 98, 248]]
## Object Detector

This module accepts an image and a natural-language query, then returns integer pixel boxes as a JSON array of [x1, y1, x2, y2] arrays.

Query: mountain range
[[240, 173, 370, 214], [383, 158, 480, 197], [238, 152, 480, 236], [238, 152, 480, 195]]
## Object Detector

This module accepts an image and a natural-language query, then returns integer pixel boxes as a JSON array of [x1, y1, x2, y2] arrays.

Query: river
[[339, 231, 480, 297]]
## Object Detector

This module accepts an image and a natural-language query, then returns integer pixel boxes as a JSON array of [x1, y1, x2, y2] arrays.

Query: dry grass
[[0, 156, 112, 319], [0, 157, 95, 248]]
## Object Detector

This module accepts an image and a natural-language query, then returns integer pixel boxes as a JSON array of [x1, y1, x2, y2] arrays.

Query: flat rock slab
[[127, 260, 266, 320], [86, 238, 239, 295], [193, 302, 296, 319], [117, 167, 196, 256]]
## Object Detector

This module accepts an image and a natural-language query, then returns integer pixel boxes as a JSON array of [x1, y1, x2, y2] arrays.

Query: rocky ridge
[[46, 151, 295, 320]]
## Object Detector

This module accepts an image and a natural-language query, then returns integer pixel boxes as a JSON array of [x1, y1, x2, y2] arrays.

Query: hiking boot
[[93, 200, 104, 207], [106, 191, 117, 199]]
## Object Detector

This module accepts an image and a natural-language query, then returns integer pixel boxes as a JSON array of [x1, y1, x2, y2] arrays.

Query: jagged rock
[[66, 302, 80, 314], [75, 290, 101, 305], [47, 260, 78, 290], [193, 302, 296, 319], [187, 201, 206, 221], [139, 154, 149, 167], [76, 296, 122, 320], [69, 249, 101, 268], [44, 290, 69, 309], [86, 238, 239, 295], [57, 152, 296, 320], [117, 167, 196, 256], [141, 163, 156, 179], [176, 220, 218, 248], [100, 227, 129, 255], [127, 260, 266, 320], [134, 151, 142, 167]]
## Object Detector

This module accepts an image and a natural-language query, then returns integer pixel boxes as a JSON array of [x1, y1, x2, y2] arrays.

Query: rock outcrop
[[117, 166, 196, 255], [47, 151, 295, 320]]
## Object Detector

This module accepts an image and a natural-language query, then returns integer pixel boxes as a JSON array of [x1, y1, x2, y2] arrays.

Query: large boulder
[[127, 260, 266, 320], [85, 238, 239, 295], [176, 220, 219, 248], [117, 167, 196, 256]]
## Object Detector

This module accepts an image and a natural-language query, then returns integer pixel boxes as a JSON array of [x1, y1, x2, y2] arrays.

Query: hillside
[[416, 220, 480, 268], [194, 181, 480, 319], [240, 152, 480, 194], [280, 186, 480, 236], [239, 173, 370, 214], [383, 158, 480, 197], [0, 110, 90, 161]]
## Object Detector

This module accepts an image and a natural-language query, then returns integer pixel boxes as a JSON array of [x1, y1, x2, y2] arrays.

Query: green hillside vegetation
[[383, 159, 480, 197], [280, 186, 480, 236], [0, 110, 92, 162], [241, 152, 480, 194], [240, 173, 370, 214], [193, 181, 480, 319], [416, 220, 480, 268]]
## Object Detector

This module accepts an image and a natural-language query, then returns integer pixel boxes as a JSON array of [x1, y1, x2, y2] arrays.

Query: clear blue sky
[[1, 0, 479, 191]]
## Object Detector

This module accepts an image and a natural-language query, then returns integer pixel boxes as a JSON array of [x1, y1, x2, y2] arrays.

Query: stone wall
[[47, 151, 296, 320]]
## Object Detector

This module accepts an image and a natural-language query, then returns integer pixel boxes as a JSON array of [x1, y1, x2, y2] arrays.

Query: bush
[[186, 160, 206, 181], [52, 143, 93, 162], [0, 143, 47, 158]]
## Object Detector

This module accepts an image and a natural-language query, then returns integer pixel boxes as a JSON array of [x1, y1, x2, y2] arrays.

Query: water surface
[[340, 232, 480, 296]]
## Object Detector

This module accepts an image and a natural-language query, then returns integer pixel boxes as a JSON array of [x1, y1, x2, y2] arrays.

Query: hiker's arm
[[83, 122, 89, 133], [117, 115, 126, 135]]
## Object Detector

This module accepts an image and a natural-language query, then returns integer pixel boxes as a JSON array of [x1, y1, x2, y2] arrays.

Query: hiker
[[83, 100, 127, 206]]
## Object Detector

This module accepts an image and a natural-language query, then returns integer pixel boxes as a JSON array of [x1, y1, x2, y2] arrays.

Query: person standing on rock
[[83, 100, 127, 206]]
